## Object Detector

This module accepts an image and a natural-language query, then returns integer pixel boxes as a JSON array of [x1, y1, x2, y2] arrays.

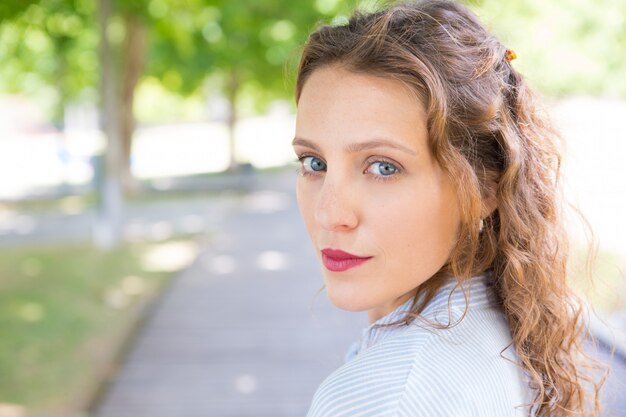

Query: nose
[[314, 179, 359, 232]]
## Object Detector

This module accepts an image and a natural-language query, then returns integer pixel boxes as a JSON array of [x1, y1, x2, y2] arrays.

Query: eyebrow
[[292, 137, 417, 156]]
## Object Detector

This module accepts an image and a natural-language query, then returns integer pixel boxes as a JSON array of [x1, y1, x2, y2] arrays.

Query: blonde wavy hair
[[294, 1, 608, 416]]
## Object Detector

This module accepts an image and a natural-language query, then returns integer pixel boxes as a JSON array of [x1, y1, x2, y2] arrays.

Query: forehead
[[295, 66, 427, 149]]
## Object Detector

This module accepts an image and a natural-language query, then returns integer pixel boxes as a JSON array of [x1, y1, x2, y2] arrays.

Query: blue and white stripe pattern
[[306, 272, 536, 417]]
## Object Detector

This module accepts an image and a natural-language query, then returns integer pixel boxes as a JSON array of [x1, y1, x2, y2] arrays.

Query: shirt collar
[[355, 271, 498, 355]]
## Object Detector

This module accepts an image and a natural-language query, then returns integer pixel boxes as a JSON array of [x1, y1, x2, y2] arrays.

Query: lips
[[320, 248, 372, 272]]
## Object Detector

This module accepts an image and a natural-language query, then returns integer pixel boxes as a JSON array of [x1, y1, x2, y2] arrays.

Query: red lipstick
[[321, 248, 372, 272]]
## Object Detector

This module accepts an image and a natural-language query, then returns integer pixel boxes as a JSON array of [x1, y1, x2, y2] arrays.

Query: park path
[[92, 170, 365, 417]]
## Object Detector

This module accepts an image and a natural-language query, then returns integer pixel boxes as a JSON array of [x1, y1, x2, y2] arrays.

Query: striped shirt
[[306, 272, 536, 417]]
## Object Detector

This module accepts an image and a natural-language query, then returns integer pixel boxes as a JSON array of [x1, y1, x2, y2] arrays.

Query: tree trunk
[[119, 13, 146, 198], [55, 42, 70, 194], [95, 0, 123, 250], [226, 70, 239, 171]]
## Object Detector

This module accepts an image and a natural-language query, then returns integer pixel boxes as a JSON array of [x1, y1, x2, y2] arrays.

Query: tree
[[95, 0, 123, 249], [0, 0, 343, 194], [0, 0, 98, 124], [0, 0, 38, 22], [117, 1, 149, 196], [144, 0, 335, 169]]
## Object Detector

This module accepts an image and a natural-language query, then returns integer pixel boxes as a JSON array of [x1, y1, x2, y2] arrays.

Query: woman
[[291, 1, 606, 416]]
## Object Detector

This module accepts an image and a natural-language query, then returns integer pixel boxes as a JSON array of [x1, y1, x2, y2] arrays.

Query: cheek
[[296, 179, 316, 234], [374, 180, 460, 267]]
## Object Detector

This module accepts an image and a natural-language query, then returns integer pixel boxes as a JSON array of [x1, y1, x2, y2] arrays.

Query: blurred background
[[0, 0, 624, 416]]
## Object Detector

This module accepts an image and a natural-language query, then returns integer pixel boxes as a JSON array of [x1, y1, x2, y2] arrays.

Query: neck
[[367, 290, 416, 325]]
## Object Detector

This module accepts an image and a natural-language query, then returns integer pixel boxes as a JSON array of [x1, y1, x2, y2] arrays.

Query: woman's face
[[293, 66, 461, 324]]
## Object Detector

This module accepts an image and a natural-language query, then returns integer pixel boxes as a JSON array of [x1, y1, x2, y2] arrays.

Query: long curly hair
[[294, 1, 607, 416]]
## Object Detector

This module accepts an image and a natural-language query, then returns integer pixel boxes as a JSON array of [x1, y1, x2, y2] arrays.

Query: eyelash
[[294, 154, 402, 183]]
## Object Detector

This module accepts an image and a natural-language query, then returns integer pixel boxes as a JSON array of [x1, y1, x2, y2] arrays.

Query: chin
[[324, 276, 375, 313]]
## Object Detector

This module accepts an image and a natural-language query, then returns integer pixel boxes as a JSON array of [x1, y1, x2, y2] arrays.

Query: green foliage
[[142, 0, 331, 110], [0, 0, 38, 22], [0, 0, 624, 124], [466, 0, 626, 97], [144, 0, 218, 95], [0, 0, 98, 122]]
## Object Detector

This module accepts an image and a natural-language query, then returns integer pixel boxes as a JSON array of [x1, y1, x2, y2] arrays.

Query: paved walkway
[[91, 170, 366, 417]]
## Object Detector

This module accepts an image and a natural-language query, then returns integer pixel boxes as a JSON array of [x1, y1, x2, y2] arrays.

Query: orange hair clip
[[505, 48, 517, 62]]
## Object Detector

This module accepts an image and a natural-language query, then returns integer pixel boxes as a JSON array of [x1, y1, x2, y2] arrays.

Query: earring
[[479, 218, 484, 233]]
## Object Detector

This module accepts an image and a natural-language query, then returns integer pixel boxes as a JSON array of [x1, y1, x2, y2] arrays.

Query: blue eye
[[300, 156, 327, 172], [368, 161, 398, 176]]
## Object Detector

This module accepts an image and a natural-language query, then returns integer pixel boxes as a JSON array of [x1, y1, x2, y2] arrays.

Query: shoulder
[[306, 328, 436, 417], [307, 308, 534, 417], [395, 308, 533, 416]]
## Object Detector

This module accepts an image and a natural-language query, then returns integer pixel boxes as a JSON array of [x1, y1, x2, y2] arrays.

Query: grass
[[1, 165, 292, 415], [0, 239, 196, 417]]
